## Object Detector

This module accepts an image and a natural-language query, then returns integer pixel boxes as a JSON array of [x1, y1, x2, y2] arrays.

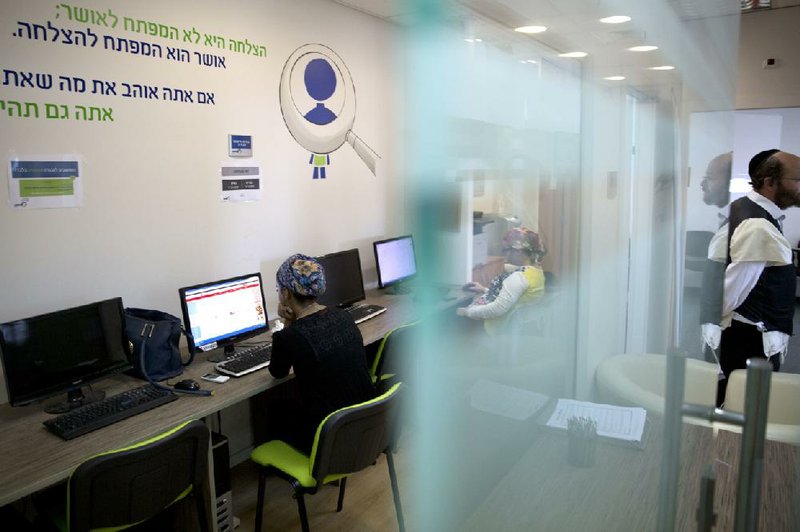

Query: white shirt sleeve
[[722, 261, 765, 318], [462, 271, 529, 320]]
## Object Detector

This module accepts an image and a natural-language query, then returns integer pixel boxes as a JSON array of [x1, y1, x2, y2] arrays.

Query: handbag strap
[[133, 321, 211, 397], [182, 326, 196, 366]]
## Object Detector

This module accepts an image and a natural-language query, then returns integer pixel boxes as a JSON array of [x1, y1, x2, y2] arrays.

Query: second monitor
[[316, 248, 386, 324], [373, 234, 417, 293]]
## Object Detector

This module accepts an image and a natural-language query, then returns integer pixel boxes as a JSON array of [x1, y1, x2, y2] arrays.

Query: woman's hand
[[462, 281, 486, 293], [278, 302, 295, 324]]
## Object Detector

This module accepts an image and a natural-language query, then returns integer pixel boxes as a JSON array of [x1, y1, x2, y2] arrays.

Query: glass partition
[[395, 0, 747, 530]]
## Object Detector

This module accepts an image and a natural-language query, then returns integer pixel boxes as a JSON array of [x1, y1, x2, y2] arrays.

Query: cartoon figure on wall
[[279, 43, 380, 179]]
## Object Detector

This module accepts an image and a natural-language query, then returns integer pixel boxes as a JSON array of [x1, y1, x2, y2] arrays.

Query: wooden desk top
[[459, 421, 800, 531], [0, 288, 449, 507]]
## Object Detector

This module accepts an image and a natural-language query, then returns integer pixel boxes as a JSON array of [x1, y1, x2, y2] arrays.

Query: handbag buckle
[[140, 323, 155, 338]]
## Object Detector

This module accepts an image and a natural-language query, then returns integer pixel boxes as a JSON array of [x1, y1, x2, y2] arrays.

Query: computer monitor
[[374, 235, 417, 293], [0, 297, 132, 413], [315, 248, 366, 308], [178, 273, 269, 362]]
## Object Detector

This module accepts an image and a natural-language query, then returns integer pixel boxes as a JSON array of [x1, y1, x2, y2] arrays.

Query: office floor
[[229, 446, 413, 532]]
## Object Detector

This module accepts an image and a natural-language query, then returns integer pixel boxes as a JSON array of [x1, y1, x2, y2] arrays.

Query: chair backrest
[[370, 322, 418, 382], [68, 419, 211, 532], [726, 369, 800, 425], [310, 383, 403, 484]]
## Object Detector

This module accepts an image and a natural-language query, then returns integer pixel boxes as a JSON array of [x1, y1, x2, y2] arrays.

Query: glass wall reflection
[[396, 0, 742, 529]]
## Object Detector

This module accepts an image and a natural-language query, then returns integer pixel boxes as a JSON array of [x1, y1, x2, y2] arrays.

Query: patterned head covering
[[276, 254, 326, 298], [502, 227, 546, 263]]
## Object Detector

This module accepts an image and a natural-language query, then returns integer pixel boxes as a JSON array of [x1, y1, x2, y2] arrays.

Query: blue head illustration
[[304, 58, 338, 126]]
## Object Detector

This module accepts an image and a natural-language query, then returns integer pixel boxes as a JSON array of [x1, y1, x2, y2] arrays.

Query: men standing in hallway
[[717, 149, 800, 406]]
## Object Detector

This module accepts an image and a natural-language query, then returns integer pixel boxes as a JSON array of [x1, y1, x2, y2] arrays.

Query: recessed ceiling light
[[603, 75, 626, 81], [514, 25, 547, 34], [559, 51, 588, 58], [600, 15, 631, 24], [526, 59, 537, 63], [464, 38, 483, 43], [628, 45, 658, 52], [648, 65, 675, 70], [519, 59, 538, 64]]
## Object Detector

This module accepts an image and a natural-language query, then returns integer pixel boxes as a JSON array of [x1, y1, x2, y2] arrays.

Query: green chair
[[370, 322, 418, 390], [41, 419, 212, 532], [251, 383, 405, 532]]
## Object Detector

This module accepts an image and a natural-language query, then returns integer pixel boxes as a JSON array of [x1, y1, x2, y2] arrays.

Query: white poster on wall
[[7, 159, 83, 209], [220, 163, 261, 202]]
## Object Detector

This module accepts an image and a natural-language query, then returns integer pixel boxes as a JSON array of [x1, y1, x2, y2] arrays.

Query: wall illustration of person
[[304, 58, 338, 126], [309, 152, 330, 180]]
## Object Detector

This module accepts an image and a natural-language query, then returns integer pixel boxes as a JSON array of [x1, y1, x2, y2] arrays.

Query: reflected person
[[699, 152, 732, 365]]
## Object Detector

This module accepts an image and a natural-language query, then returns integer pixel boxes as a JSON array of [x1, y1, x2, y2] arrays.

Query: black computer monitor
[[315, 248, 366, 309], [0, 297, 132, 413], [374, 235, 417, 293], [178, 273, 269, 362]]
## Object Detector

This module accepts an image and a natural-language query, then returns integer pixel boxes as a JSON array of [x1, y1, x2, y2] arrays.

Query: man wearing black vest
[[717, 149, 800, 406]]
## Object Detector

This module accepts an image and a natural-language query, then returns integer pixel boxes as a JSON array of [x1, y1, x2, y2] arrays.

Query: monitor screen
[[374, 235, 417, 288], [178, 273, 269, 353], [0, 297, 131, 407], [315, 249, 366, 308]]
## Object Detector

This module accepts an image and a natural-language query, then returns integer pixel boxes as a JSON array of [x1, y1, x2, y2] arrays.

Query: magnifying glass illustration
[[279, 43, 380, 176]]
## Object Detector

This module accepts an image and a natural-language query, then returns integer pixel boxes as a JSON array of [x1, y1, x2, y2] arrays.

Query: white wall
[[0, 0, 402, 404], [737, 6, 800, 110]]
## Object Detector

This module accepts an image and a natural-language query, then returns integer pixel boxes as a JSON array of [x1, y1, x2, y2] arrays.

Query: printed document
[[546, 399, 647, 442]]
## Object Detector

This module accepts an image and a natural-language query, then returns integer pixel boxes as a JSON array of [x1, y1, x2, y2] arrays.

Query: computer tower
[[212, 432, 235, 532]]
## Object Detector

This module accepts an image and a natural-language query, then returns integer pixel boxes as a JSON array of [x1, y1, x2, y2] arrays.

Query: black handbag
[[124, 308, 195, 382]]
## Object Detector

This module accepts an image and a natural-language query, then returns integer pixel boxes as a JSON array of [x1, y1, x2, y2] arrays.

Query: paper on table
[[546, 399, 647, 442], [469, 378, 551, 421]]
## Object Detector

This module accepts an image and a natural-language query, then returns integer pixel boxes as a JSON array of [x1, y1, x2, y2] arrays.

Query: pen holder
[[567, 416, 597, 468]]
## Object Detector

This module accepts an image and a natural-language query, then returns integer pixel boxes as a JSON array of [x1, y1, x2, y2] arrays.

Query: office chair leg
[[255, 471, 266, 532], [337, 477, 347, 512], [294, 489, 310, 532], [386, 451, 406, 532]]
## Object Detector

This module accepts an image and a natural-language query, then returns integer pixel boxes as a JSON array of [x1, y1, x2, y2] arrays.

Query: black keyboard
[[346, 304, 386, 324], [43, 384, 178, 440], [216, 343, 272, 377]]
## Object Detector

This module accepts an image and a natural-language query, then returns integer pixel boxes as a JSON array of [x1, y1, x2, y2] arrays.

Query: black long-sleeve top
[[268, 307, 376, 430]]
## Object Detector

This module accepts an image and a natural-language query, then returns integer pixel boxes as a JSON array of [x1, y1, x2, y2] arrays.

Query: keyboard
[[43, 384, 178, 440], [216, 343, 272, 377], [346, 303, 387, 324]]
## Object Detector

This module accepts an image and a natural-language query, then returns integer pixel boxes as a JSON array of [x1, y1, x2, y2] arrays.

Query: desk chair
[[725, 369, 800, 444], [39, 419, 212, 532], [250, 383, 405, 532], [370, 322, 418, 391]]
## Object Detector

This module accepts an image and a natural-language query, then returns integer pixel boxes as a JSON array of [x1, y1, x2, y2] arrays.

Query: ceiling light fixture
[[559, 51, 588, 58], [464, 38, 483, 43], [604, 75, 625, 81], [514, 25, 547, 34], [628, 45, 658, 52], [600, 15, 631, 24], [648, 65, 675, 70]]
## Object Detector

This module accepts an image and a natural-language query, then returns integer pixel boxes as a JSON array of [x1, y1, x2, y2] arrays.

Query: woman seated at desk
[[457, 227, 547, 334], [267, 253, 376, 453]]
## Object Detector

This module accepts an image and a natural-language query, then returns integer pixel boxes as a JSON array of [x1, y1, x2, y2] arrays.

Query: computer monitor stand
[[207, 345, 238, 363], [384, 282, 412, 295], [44, 386, 106, 414]]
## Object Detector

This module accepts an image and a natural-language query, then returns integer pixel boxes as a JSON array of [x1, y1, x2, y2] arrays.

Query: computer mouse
[[174, 379, 200, 391]]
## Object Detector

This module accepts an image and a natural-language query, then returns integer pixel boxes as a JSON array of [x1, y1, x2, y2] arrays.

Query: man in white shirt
[[716, 149, 800, 406]]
